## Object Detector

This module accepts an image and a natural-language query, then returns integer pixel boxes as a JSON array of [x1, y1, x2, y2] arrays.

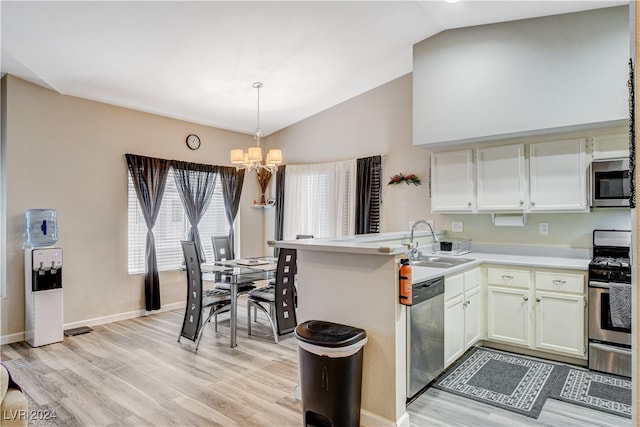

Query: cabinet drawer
[[535, 272, 584, 293], [487, 268, 530, 288]]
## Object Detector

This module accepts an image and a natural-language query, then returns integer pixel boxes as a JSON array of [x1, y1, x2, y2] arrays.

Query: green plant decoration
[[387, 173, 421, 186]]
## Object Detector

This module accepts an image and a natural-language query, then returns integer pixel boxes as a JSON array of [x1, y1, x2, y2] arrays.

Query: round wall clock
[[186, 134, 201, 150]]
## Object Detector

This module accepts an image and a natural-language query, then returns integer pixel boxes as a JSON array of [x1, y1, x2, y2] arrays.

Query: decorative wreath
[[387, 173, 421, 186]]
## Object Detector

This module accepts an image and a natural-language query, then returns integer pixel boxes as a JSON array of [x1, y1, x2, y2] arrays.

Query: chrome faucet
[[408, 220, 439, 259]]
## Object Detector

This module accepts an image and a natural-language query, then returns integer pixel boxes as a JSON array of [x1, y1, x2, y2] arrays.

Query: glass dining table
[[201, 257, 277, 347]]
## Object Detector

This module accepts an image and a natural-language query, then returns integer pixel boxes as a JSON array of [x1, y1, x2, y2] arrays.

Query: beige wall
[[1, 75, 266, 340], [268, 74, 432, 233]]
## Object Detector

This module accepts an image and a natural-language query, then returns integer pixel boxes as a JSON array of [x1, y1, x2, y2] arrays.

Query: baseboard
[[361, 408, 408, 427], [1, 301, 184, 345]]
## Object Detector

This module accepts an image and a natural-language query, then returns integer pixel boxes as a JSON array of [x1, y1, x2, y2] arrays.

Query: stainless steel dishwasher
[[406, 275, 445, 402]]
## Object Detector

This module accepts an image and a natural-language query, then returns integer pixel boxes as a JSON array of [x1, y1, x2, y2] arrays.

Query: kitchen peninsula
[[275, 231, 590, 426]]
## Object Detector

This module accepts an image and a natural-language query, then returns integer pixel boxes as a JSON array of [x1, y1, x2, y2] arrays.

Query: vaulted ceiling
[[1, 1, 628, 136]]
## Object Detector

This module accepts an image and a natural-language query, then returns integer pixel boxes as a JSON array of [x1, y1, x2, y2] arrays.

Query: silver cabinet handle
[[531, 201, 536, 206], [467, 202, 472, 207], [523, 295, 529, 301], [552, 279, 566, 286], [519, 200, 524, 206], [536, 297, 541, 302]]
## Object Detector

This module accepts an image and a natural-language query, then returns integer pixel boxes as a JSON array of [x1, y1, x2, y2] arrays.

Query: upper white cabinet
[[476, 145, 527, 212], [591, 134, 629, 160], [431, 138, 591, 213], [529, 138, 588, 212], [431, 150, 475, 212]]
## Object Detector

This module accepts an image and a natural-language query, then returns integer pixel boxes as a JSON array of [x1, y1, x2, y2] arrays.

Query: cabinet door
[[486, 286, 530, 346], [477, 145, 526, 211], [529, 138, 588, 212], [431, 150, 475, 212], [534, 291, 585, 357], [464, 286, 483, 349], [444, 294, 465, 368]]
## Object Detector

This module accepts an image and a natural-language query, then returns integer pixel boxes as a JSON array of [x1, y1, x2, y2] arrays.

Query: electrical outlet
[[539, 223, 549, 235], [452, 221, 464, 232]]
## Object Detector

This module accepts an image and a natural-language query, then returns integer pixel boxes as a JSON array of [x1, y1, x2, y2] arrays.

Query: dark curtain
[[125, 153, 171, 311], [218, 166, 245, 250], [171, 160, 218, 260], [355, 155, 382, 234], [274, 165, 287, 256]]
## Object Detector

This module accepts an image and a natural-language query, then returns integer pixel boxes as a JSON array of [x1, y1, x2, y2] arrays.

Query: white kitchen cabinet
[[444, 268, 483, 367], [533, 271, 586, 357], [476, 144, 527, 212], [591, 134, 629, 160], [431, 150, 475, 212], [486, 285, 530, 346], [485, 266, 587, 359], [529, 138, 588, 212]]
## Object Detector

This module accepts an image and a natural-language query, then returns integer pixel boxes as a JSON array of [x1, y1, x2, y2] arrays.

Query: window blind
[[127, 169, 230, 274]]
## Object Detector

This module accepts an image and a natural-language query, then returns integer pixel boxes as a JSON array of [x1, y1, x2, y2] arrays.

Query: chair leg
[[195, 304, 231, 351], [247, 300, 278, 344], [247, 300, 252, 336]]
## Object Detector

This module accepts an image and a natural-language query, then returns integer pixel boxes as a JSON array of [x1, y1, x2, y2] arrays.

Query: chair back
[[180, 241, 204, 342], [212, 235, 234, 261], [274, 248, 298, 335]]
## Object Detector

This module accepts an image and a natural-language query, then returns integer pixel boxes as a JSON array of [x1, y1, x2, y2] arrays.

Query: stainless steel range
[[588, 229, 632, 377]]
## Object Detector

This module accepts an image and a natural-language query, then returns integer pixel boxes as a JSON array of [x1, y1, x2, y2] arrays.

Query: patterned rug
[[433, 347, 566, 419], [552, 368, 632, 419], [434, 347, 632, 420]]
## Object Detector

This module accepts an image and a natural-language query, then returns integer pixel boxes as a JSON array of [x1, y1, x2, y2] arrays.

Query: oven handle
[[589, 342, 632, 356], [589, 281, 611, 289]]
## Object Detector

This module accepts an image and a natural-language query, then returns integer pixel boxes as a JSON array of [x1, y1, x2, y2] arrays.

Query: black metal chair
[[178, 240, 232, 350], [211, 235, 256, 295], [247, 248, 298, 343]]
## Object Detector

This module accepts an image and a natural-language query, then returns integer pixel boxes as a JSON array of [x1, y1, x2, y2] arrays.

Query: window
[[282, 160, 356, 239], [127, 169, 230, 274]]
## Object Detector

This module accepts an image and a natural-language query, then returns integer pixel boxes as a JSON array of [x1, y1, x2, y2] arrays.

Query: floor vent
[[64, 326, 93, 336]]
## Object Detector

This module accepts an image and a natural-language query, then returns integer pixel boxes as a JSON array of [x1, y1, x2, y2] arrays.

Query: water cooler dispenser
[[24, 209, 64, 347]]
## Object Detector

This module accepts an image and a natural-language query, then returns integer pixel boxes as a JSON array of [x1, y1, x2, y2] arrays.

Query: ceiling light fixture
[[230, 82, 283, 173]]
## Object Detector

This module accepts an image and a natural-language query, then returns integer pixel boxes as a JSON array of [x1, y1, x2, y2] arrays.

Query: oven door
[[588, 284, 632, 346]]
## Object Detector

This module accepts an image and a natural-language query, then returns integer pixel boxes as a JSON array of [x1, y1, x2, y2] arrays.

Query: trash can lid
[[294, 320, 366, 348]]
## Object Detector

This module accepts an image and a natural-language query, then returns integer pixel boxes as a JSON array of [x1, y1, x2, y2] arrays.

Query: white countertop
[[411, 251, 590, 283], [274, 232, 591, 284]]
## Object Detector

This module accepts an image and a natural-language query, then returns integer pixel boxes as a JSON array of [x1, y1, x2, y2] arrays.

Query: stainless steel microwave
[[590, 158, 630, 207]]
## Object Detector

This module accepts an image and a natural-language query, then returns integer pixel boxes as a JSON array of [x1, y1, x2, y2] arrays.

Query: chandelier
[[230, 82, 283, 173]]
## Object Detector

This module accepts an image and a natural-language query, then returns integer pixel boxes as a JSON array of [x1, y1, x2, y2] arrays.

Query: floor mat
[[433, 347, 567, 419], [551, 367, 632, 419]]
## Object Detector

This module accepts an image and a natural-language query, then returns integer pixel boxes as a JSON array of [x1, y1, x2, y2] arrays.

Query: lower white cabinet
[[485, 266, 586, 359], [533, 272, 586, 357], [444, 268, 483, 367], [486, 285, 530, 346]]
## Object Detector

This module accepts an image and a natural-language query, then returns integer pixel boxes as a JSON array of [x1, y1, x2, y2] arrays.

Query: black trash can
[[295, 320, 368, 427]]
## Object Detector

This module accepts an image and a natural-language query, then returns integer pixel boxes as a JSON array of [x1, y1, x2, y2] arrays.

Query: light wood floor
[[1, 302, 634, 427]]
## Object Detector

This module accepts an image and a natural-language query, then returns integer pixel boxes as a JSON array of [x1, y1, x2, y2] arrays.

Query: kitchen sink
[[409, 255, 474, 268]]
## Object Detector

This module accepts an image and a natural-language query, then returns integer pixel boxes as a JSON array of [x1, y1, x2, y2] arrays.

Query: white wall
[[413, 6, 630, 148], [1, 75, 265, 339]]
